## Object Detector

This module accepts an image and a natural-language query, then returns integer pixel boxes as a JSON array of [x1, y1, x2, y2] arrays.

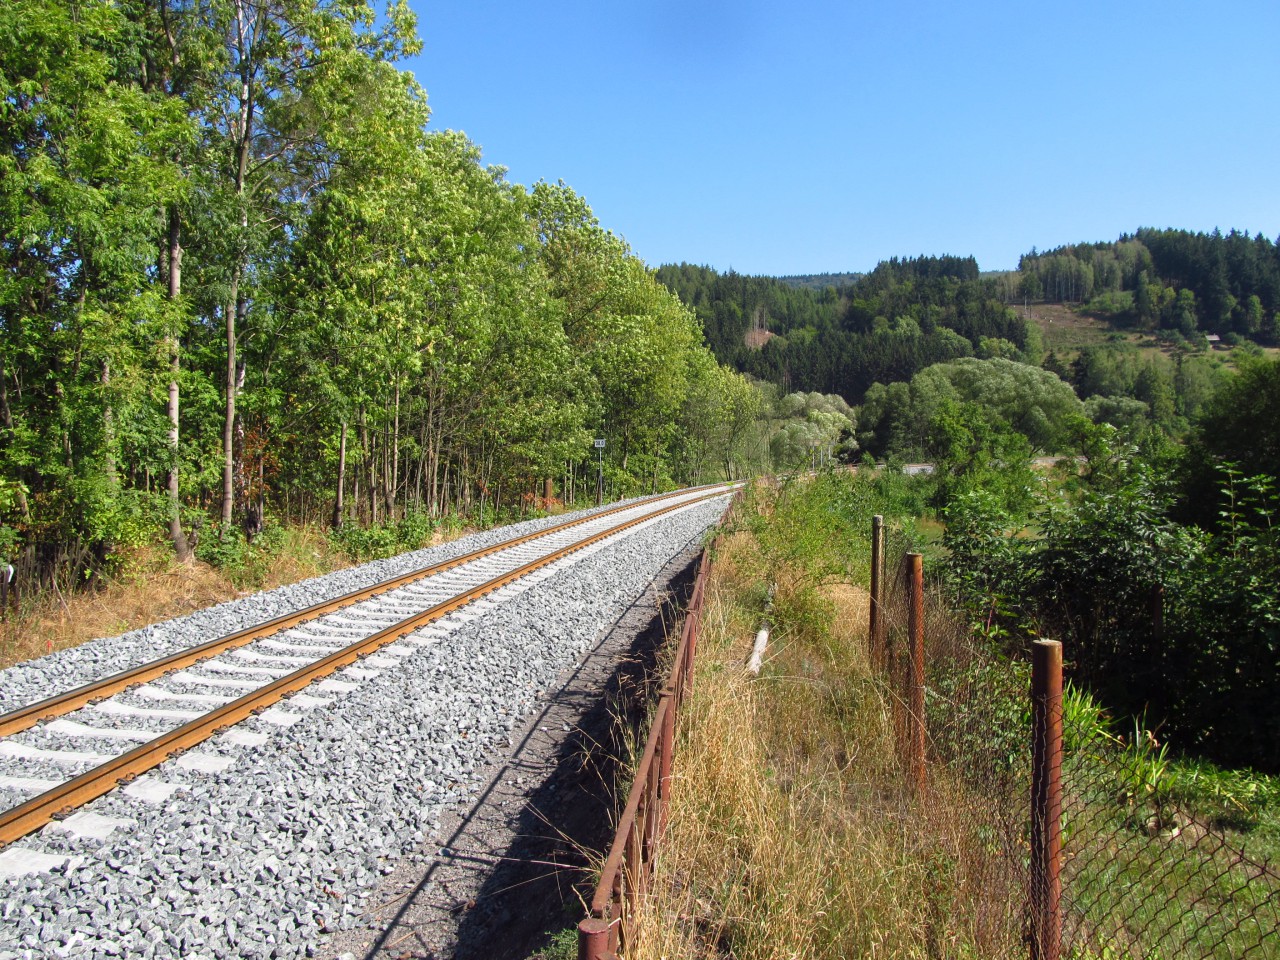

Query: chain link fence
[[870, 515, 1280, 960], [1058, 702, 1280, 959]]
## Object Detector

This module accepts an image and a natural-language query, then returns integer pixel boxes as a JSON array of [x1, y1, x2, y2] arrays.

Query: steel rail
[[0, 488, 733, 848], [0, 484, 733, 741]]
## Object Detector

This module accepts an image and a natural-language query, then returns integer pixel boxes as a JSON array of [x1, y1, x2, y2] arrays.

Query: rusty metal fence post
[[1030, 639, 1063, 960], [577, 916, 613, 960], [870, 515, 885, 671], [658, 690, 676, 834], [905, 552, 927, 795]]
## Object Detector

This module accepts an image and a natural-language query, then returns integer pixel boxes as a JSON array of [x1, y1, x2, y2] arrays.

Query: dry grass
[[0, 526, 363, 670], [627, 521, 1022, 958]]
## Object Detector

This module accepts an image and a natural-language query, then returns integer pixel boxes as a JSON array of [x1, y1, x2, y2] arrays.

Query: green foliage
[[1165, 757, 1280, 829], [195, 527, 278, 590], [0, 525, 19, 567], [327, 511, 437, 563], [1179, 354, 1280, 527], [943, 421, 1280, 772], [859, 357, 1083, 459], [656, 259, 1031, 404], [1067, 345, 1216, 435], [767, 391, 857, 469], [1112, 715, 1174, 831], [1082, 289, 1135, 321], [1164, 465, 1280, 768], [929, 654, 1030, 784], [751, 474, 859, 589], [2, 0, 765, 601], [861, 456, 934, 520], [1062, 682, 1111, 753], [71, 484, 166, 557], [1018, 228, 1280, 343], [537, 926, 578, 960], [941, 488, 1035, 645]]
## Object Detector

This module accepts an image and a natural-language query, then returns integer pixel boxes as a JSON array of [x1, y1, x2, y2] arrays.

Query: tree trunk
[[102, 360, 116, 485], [165, 207, 191, 558], [389, 379, 400, 520], [427, 399, 442, 518], [414, 418, 427, 512], [54, 380, 72, 469], [382, 395, 395, 522], [222, 2, 253, 533], [351, 456, 360, 525], [332, 421, 346, 530], [359, 411, 377, 525], [221, 283, 238, 532]]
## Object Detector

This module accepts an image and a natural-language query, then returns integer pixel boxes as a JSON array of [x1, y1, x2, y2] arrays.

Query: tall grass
[[627, 473, 1280, 960], [628, 480, 1022, 958]]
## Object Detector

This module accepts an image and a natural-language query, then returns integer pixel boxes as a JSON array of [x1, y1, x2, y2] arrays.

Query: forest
[[1, 0, 816, 593], [659, 227, 1280, 459], [1016, 229, 1280, 341], [657, 256, 1040, 402]]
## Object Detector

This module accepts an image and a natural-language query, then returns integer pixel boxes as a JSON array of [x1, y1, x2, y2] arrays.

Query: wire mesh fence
[[1058, 704, 1280, 959], [876, 524, 1030, 958], [870, 515, 1280, 960]]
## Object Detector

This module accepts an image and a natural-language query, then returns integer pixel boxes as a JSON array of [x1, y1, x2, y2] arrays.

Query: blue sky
[[403, 1, 1280, 276]]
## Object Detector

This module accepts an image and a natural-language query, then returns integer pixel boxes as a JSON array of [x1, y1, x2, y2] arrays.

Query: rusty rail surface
[[0, 488, 735, 849], [579, 529, 719, 959]]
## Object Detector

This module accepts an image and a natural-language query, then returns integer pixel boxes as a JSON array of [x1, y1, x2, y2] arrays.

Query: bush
[[327, 511, 437, 562], [195, 521, 288, 589]]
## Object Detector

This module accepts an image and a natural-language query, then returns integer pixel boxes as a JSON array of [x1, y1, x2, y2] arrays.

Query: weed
[[534, 925, 578, 960], [327, 510, 439, 562]]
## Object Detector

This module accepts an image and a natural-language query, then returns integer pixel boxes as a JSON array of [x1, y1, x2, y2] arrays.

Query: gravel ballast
[[0, 495, 683, 718], [0, 493, 731, 960]]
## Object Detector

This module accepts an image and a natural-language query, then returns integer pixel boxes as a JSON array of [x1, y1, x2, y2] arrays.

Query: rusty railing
[[578, 539, 715, 959]]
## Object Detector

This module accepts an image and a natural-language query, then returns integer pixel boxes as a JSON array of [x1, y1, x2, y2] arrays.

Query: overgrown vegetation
[[630, 472, 1280, 957], [629, 475, 1025, 958], [0, 524, 359, 669], [940, 424, 1280, 773]]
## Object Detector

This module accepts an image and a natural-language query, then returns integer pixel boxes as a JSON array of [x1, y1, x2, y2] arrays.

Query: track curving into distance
[[0, 484, 738, 849]]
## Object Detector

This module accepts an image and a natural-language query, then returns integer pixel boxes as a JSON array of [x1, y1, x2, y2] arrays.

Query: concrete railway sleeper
[[0, 485, 737, 850]]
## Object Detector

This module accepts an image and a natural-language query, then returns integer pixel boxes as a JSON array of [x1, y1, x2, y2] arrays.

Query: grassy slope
[[0, 521, 484, 671], [1027, 300, 1280, 364], [630, 485, 1024, 958]]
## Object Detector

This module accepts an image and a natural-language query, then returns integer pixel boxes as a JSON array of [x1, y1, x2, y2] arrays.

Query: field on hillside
[[1025, 301, 1280, 364]]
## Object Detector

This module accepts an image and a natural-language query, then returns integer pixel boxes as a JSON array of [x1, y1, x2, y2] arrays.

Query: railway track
[[0, 485, 737, 854]]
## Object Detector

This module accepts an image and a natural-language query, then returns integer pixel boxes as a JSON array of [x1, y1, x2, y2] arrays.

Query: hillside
[[657, 230, 1280, 457]]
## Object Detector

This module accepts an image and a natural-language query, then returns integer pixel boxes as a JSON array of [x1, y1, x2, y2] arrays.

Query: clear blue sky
[[403, 1, 1280, 276]]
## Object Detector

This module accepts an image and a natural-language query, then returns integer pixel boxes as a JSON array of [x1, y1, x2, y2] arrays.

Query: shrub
[[195, 520, 289, 589], [327, 511, 437, 562]]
